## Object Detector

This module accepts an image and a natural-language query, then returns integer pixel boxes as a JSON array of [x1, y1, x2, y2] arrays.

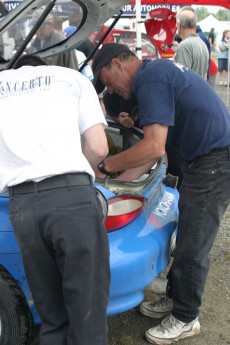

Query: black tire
[[0, 269, 35, 345]]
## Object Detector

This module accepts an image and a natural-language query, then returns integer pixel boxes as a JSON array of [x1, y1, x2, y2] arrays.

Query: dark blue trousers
[[167, 147, 230, 323], [10, 184, 110, 345]]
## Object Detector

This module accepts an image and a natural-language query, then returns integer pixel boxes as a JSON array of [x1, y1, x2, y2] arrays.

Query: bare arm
[[103, 123, 168, 177], [115, 161, 156, 182], [82, 123, 109, 173]]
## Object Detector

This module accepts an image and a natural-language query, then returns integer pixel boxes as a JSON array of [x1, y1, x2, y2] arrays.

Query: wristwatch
[[98, 160, 112, 176]]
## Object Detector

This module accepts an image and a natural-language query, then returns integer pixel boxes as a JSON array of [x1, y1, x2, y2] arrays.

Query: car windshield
[[0, 0, 84, 62], [118, 32, 157, 58]]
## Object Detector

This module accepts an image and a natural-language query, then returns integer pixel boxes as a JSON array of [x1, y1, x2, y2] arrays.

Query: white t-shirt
[[0, 65, 107, 192], [75, 50, 94, 81]]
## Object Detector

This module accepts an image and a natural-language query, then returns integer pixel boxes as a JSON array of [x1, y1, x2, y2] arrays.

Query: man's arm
[[102, 123, 168, 179], [173, 46, 192, 69], [115, 161, 156, 182], [82, 123, 109, 173]]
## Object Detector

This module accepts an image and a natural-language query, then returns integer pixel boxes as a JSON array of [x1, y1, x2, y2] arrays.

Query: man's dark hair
[[13, 54, 47, 69]]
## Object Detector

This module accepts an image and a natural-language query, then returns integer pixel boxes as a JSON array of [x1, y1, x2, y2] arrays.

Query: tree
[[194, 6, 230, 22], [215, 9, 230, 21], [194, 7, 210, 22]]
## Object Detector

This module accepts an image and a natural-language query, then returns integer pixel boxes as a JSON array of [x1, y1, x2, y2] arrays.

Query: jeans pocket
[[216, 160, 230, 172], [188, 158, 217, 175], [216, 161, 230, 201]]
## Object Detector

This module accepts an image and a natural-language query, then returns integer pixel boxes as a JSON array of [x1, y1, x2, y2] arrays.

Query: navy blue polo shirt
[[132, 59, 230, 161]]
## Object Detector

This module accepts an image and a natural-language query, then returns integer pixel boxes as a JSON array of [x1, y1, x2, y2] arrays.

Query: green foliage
[[194, 6, 230, 22], [215, 9, 230, 21], [194, 6, 210, 22]]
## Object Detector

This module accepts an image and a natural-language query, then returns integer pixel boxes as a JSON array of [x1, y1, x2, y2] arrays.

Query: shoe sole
[[145, 321, 201, 344], [140, 305, 171, 319]]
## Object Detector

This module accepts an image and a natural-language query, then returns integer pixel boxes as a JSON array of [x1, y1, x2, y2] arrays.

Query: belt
[[187, 146, 230, 163], [206, 146, 230, 157], [9, 173, 92, 196]]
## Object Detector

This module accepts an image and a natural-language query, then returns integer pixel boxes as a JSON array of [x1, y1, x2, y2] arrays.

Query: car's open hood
[[0, 0, 130, 70]]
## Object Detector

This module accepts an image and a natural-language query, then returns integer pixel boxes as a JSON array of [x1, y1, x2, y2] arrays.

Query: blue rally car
[[0, 0, 179, 343]]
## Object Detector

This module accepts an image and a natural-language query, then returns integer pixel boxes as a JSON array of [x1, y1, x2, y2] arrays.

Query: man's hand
[[94, 167, 106, 179], [118, 112, 134, 128]]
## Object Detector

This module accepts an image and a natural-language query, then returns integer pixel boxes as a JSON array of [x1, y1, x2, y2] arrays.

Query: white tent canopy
[[197, 14, 230, 44]]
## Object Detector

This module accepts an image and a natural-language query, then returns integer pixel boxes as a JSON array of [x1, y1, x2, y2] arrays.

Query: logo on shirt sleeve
[[173, 62, 189, 73]]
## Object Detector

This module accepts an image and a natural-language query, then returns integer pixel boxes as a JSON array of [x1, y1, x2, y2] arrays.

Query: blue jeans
[[167, 147, 230, 323]]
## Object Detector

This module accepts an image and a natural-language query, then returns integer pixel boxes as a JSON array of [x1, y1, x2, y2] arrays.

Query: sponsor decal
[[161, 53, 175, 58], [154, 191, 175, 218], [148, 213, 163, 230], [121, 4, 184, 17]]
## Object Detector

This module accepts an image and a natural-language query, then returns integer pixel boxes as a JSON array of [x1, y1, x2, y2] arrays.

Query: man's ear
[[112, 58, 124, 72]]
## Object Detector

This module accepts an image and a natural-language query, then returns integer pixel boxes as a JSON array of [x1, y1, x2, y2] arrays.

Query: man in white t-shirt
[[0, 54, 110, 345]]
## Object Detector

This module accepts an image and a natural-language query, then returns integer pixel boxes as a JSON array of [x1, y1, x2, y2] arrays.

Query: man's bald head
[[177, 9, 197, 29]]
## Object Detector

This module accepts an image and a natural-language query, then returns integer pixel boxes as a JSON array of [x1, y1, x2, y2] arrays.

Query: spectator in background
[[218, 29, 229, 86], [179, 6, 211, 79], [52, 15, 63, 33], [173, 9, 209, 79], [62, 25, 94, 66], [63, 26, 94, 81], [208, 58, 218, 87], [208, 27, 215, 53], [103, 92, 140, 128], [76, 39, 94, 58], [30, 10, 78, 70], [196, 24, 211, 61]]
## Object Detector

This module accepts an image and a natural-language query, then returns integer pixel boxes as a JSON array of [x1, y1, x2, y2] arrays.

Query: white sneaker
[[145, 314, 200, 344], [219, 81, 223, 86], [140, 296, 173, 318]]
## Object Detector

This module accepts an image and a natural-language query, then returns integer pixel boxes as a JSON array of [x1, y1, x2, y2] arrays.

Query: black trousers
[[167, 147, 230, 322], [9, 183, 110, 345], [166, 149, 185, 190]]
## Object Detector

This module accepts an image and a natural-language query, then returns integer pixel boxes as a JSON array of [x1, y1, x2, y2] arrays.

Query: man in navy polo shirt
[[92, 43, 230, 345]]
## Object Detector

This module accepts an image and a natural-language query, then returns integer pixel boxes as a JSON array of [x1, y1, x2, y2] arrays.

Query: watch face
[[98, 161, 107, 175], [130, 105, 139, 123]]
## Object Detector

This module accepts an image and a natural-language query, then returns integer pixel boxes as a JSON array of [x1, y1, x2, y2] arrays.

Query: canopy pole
[[135, 0, 142, 59], [226, 11, 230, 105]]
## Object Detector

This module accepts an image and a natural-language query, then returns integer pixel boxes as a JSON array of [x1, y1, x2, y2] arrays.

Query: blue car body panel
[[96, 164, 178, 316], [0, 161, 179, 323]]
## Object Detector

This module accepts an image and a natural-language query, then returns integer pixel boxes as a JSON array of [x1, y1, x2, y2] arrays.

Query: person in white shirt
[[63, 26, 94, 81], [0, 54, 110, 345], [75, 49, 94, 80]]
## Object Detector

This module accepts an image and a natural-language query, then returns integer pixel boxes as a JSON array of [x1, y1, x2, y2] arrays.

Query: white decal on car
[[154, 191, 175, 218]]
